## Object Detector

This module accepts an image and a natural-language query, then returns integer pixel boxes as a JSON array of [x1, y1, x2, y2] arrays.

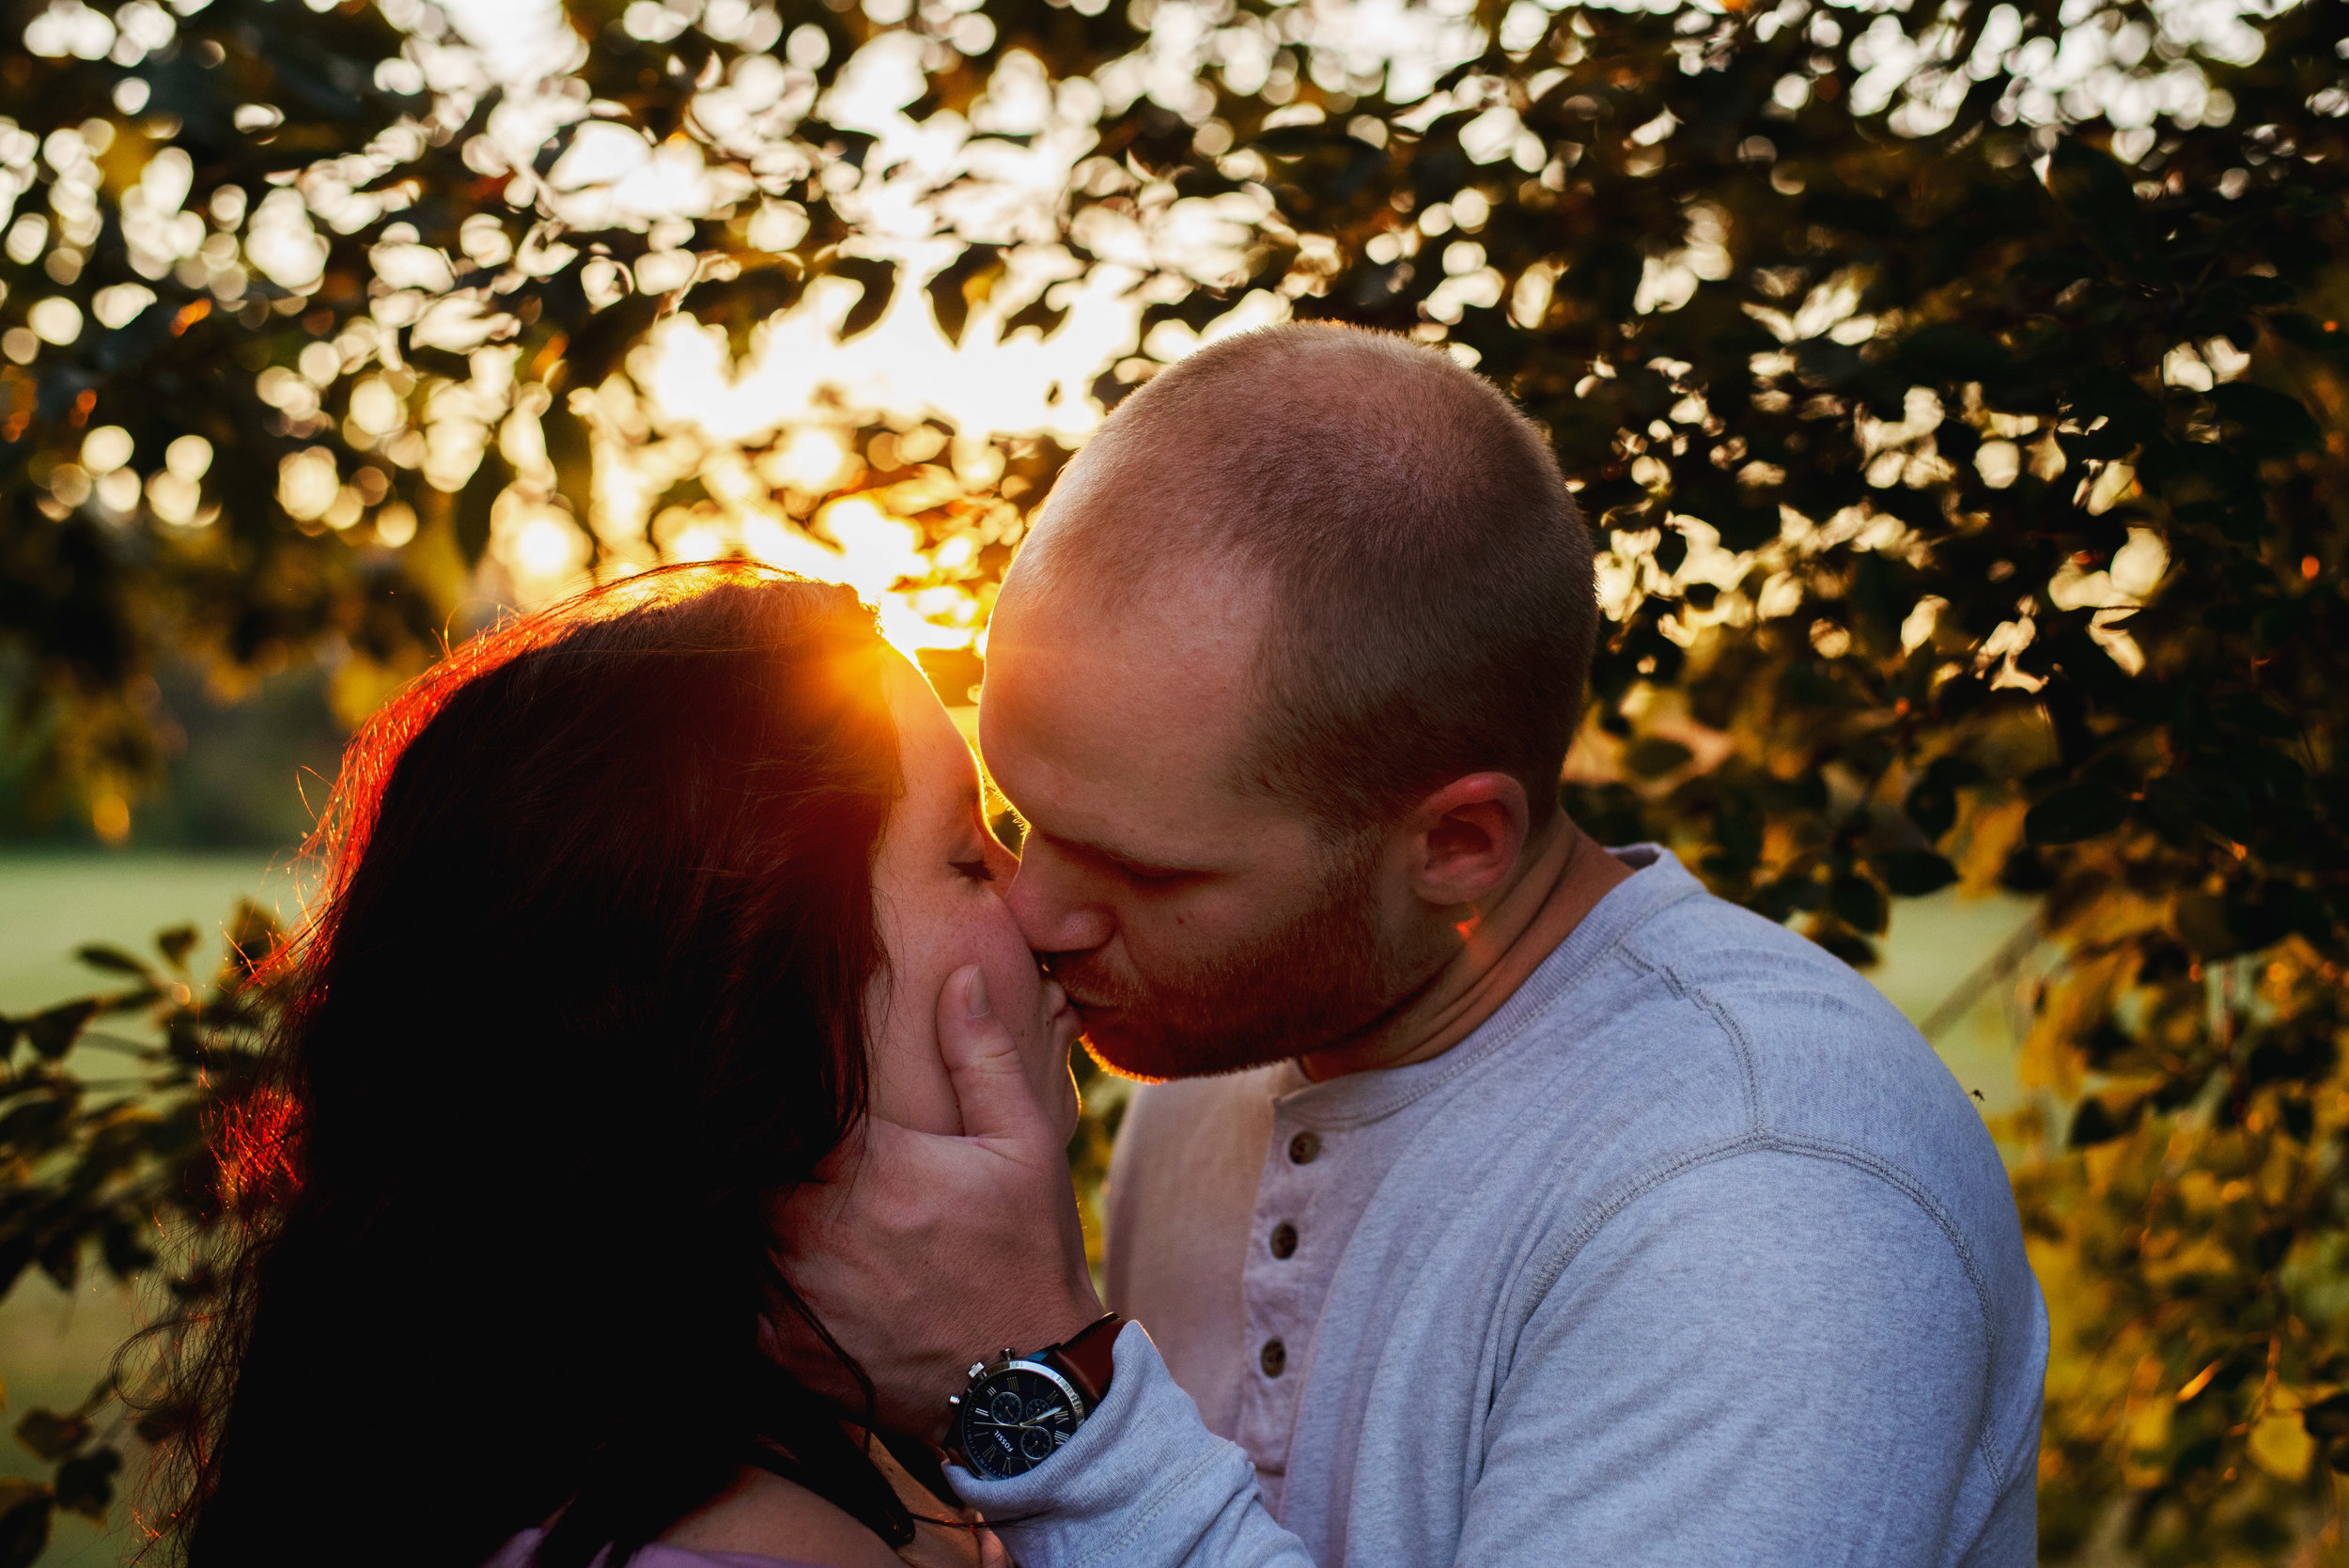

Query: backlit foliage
[[2, 0, 2347, 1560]]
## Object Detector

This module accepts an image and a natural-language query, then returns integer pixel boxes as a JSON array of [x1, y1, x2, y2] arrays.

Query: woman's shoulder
[[485, 1467, 903, 1568], [487, 1444, 992, 1568], [489, 1538, 851, 1568], [659, 1465, 910, 1568]]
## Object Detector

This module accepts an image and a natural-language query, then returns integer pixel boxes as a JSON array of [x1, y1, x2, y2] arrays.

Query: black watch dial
[[957, 1362, 1084, 1480]]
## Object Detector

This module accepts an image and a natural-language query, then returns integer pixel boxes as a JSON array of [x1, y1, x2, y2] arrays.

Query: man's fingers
[[937, 963, 1052, 1145]]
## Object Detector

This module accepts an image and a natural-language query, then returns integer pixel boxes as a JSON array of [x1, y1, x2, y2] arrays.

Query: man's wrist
[[1042, 1312, 1122, 1407], [988, 1278, 1106, 1365]]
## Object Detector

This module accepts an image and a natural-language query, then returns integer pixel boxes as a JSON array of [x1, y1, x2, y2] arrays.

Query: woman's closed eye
[[952, 852, 997, 884]]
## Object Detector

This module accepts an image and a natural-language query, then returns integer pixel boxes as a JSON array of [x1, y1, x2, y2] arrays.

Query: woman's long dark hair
[[156, 564, 916, 1567]]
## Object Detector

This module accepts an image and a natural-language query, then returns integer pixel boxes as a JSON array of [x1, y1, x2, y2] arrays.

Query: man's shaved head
[[1018, 322, 1596, 831]]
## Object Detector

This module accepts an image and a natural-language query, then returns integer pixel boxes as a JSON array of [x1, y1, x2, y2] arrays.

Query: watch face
[[956, 1361, 1083, 1480]]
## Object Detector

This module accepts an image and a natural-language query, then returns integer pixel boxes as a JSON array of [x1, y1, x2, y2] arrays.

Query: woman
[[157, 563, 1079, 1568]]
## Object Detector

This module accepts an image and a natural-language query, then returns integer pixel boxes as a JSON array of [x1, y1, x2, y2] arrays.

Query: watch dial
[[957, 1365, 1081, 1480]]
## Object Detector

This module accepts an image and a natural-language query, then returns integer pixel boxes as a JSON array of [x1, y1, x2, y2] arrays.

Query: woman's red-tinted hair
[[158, 564, 914, 1567]]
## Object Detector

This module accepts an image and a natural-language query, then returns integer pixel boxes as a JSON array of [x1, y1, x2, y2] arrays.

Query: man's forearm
[[951, 1326, 1316, 1568]]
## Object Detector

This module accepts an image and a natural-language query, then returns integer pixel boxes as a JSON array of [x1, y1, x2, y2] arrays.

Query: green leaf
[[2143, 770, 2255, 846], [2216, 695, 2301, 741], [11, 1411, 85, 1463], [23, 1002, 98, 1061], [540, 396, 596, 520], [155, 925, 199, 972], [827, 255, 896, 342], [0, 1481, 48, 1568], [2305, 1392, 2349, 1439], [1002, 290, 1070, 342], [1624, 737, 1693, 778], [1830, 874, 1890, 935], [53, 1450, 119, 1522], [2212, 382, 2321, 453], [926, 243, 1005, 349], [70, 946, 148, 978], [1905, 755, 1985, 842], [454, 448, 512, 567], [1905, 779, 1957, 840], [2173, 893, 2241, 959], [2044, 138, 2142, 242], [1880, 851, 1959, 897], [2066, 1094, 2139, 1148], [2025, 784, 2128, 846], [1896, 323, 2015, 382], [679, 256, 806, 360]]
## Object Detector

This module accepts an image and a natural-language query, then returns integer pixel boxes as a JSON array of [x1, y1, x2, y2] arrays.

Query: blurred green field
[[0, 855, 294, 1567], [0, 853, 2041, 1565]]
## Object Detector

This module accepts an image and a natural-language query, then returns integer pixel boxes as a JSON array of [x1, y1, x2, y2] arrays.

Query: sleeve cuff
[[947, 1322, 1262, 1568]]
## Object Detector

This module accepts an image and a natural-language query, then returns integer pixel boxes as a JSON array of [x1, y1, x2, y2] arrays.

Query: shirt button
[[1288, 1131, 1320, 1165], [1269, 1221, 1299, 1259], [1260, 1338, 1287, 1377]]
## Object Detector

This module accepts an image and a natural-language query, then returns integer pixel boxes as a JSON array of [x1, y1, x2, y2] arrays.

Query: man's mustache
[[1038, 952, 1146, 1017]]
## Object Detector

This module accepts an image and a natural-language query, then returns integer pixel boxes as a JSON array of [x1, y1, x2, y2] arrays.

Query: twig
[[1919, 909, 2046, 1040]]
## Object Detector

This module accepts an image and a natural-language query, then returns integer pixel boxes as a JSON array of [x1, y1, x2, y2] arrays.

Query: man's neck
[[1299, 822, 1633, 1082]]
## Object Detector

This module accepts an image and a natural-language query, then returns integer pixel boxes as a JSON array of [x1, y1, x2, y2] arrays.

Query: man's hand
[[770, 964, 1105, 1441]]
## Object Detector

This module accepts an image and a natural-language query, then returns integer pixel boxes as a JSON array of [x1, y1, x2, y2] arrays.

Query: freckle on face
[[863, 655, 1057, 1133]]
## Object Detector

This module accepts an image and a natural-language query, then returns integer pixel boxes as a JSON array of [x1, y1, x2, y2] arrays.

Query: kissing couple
[[159, 325, 2045, 1568]]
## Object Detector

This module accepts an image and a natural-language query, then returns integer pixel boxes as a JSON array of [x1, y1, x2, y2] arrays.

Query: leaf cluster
[[1, 0, 2348, 1556], [0, 907, 279, 1564]]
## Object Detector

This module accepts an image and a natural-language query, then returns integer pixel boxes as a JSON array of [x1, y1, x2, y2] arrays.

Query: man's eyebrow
[[1034, 827, 1203, 876]]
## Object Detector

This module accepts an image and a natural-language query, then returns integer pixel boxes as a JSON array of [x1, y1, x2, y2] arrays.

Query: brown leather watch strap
[[1043, 1312, 1124, 1410]]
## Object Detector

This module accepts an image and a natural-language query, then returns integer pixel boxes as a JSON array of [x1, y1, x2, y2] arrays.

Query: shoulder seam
[[1522, 1132, 2010, 1493], [1616, 947, 1764, 1131]]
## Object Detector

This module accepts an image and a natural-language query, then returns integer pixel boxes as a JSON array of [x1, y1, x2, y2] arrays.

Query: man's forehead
[[979, 584, 1273, 846], [984, 624, 1239, 782]]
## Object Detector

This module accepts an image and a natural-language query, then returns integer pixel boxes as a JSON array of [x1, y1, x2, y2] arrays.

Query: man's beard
[[1056, 835, 1416, 1081]]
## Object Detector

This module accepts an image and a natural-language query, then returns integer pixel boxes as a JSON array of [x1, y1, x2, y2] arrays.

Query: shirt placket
[[1234, 1113, 1335, 1517]]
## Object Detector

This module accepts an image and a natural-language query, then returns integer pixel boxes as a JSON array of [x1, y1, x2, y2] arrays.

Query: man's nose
[[1005, 842, 1115, 956]]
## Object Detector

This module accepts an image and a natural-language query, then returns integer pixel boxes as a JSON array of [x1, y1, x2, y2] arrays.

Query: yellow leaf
[[2250, 1412, 2314, 1482], [1958, 799, 2029, 896], [2022, 951, 2131, 1098], [2141, 1235, 2239, 1290]]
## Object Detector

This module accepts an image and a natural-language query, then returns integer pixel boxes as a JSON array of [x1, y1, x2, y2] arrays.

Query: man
[[780, 323, 2046, 1566]]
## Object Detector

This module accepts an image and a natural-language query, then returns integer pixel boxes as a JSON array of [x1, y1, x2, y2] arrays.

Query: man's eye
[[1118, 863, 1186, 887], [953, 859, 996, 884]]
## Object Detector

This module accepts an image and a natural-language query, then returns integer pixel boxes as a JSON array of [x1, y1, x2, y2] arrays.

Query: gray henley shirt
[[953, 846, 2047, 1567]]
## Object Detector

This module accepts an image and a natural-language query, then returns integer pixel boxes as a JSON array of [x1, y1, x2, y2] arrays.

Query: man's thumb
[[937, 964, 1049, 1143]]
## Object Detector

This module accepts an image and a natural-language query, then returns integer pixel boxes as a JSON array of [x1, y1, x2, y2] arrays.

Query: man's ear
[[1406, 772, 1532, 909]]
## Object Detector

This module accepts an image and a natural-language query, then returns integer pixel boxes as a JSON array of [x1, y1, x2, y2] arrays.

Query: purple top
[[484, 1528, 832, 1568]]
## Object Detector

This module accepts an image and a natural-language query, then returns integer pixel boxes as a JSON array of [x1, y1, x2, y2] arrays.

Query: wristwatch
[[948, 1312, 1124, 1480]]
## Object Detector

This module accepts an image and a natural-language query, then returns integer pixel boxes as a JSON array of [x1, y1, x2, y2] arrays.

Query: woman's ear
[[1406, 772, 1532, 910]]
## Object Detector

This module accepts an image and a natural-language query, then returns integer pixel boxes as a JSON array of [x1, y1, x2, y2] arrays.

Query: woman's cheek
[[971, 899, 1044, 1028]]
